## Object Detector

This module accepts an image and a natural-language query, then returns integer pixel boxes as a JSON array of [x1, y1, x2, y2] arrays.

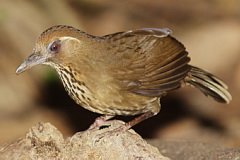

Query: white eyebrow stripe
[[47, 37, 81, 53], [59, 36, 81, 43]]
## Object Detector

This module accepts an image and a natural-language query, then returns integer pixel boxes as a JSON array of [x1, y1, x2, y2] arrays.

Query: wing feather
[[104, 28, 191, 97]]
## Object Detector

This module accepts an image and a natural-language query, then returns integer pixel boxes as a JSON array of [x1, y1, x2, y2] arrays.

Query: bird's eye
[[49, 40, 61, 53]]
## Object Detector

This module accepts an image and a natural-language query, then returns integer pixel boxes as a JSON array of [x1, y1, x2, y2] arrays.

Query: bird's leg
[[95, 111, 155, 141], [70, 115, 114, 142], [88, 115, 114, 130], [115, 111, 155, 132]]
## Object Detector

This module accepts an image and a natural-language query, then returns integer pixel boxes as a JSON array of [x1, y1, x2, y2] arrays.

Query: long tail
[[184, 66, 232, 103]]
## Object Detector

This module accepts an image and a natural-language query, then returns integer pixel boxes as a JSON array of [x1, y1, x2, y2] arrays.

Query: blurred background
[[0, 0, 239, 148]]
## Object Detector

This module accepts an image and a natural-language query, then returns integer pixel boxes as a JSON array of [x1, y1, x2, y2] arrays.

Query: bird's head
[[16, 25, 93, 74]]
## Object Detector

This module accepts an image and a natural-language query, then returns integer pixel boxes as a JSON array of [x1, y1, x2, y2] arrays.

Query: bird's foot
[[93, 111, 155, 142], [70, 115, 114, 142], [93, 121, 131, 143], [88, 115, 114, 131]]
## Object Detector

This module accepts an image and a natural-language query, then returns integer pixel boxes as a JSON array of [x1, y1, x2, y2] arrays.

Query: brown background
[[0, 0, 239, 148]]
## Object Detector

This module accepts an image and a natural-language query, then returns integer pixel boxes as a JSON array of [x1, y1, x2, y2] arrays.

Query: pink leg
[[124, 111, 154, 130], [95, 111, 155, 140], [115, 111, 155, 132], [88, 115, 114, 130]]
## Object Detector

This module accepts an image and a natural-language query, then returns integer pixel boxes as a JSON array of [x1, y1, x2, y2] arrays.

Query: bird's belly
[[58, 71, 160, 116], [67, 86, 161, 116], [82, 90, 161, 116]]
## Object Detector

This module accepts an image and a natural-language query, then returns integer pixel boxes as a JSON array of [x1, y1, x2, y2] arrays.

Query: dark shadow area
[[38, 80, 99, 132], [193, 112, 226, 133], [132, 92, 191, 138]]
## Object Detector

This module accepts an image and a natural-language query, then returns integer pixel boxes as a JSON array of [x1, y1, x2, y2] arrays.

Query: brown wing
[[103, 28, 191, 97]]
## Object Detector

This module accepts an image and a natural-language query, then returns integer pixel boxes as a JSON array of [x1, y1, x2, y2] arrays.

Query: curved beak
[[16, 52, 46, 75]]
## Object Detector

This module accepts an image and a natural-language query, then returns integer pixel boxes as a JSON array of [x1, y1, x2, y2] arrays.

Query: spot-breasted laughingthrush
[[16, 25, 232, 131]]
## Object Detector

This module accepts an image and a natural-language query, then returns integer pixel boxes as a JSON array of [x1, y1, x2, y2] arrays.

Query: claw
[[88, 115, 114, 131]]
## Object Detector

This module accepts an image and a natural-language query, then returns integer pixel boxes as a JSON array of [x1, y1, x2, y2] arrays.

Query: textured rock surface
[[1, 122, 240, 160], [148, 139, 240, 160], [0, 122, 169, 160]]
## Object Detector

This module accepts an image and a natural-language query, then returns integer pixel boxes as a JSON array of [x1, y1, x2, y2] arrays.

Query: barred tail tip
[[185, 66, 232, 104]]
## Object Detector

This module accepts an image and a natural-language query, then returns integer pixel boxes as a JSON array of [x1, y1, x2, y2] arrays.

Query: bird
[[16, 25, 232, 132]]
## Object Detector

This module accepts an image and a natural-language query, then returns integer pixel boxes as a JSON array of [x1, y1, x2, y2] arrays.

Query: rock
[[0, 122, 169, 160], [148, 139, 240, 160]]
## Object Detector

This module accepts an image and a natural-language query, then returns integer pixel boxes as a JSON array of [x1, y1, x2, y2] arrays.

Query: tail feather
[[184, 66, 232, 103]]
